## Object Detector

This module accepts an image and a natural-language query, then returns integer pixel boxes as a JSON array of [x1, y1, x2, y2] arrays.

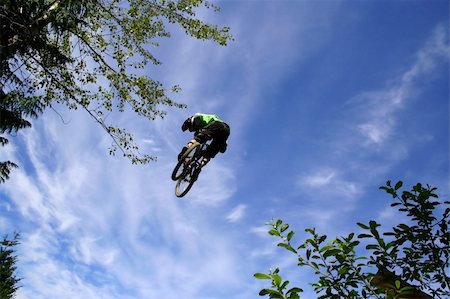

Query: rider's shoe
[[178, 146, 188, 161], [200, 157, 210, 167]]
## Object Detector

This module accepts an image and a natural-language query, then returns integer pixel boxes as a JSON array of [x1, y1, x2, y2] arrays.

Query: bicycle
[[171, 140, 210, 197]]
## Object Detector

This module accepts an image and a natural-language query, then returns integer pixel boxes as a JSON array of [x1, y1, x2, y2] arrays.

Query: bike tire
[[171, 142, 201, 181], [175, 169, 198, 197]]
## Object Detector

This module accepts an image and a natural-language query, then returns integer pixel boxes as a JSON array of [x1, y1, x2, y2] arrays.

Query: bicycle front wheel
[[175, 169, 198, 197], [171, 142, 201, 181]]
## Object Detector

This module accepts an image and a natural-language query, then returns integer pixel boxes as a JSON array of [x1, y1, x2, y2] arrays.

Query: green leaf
[[275, 219, 282, 228], [366, 244, 379, 250], [269, 229, 281, 237], [280, 280, 289, 291], [305, 228, 315, 235], [319, 245, 334, 253], [397, 223, 410, 231], [254, 273, 271, 280], [358, 234, 373, 239], [385, 240, 397, 249], [357, 222, 370, 229], [288, 293, 300, 299], [280, 223, 289, 233], [287, 287, 302, 293], [287, 231, 295, 241], [261, 289, 283, 299], [272, 274, 282, 287], [394, 181, 403, 190], [323, 248, 341, 258], [306, 249, 311, 260], [277, 242, 298, 254], [369, 220, 379, 230], [383, 232, 396, 236], [286, 287, 303, 295], [338, 266, 350, 275], [370, 228, 380, 239], [347, 232, 355, 241], [310, 261, 319, 272], [349, 240, 360, 247], [318, 234, 327, 244]]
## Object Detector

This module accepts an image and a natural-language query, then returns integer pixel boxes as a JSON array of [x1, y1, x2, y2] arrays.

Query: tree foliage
[[0, 0, 233, 182], [255, 181, 449, 299], [0, 90, 45, 182], [0, 233, 21, 299]]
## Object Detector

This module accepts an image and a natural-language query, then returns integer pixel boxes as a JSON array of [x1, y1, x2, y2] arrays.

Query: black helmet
[[182, 114, 201, 132]]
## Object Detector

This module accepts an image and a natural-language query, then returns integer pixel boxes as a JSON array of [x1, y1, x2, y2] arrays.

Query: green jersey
[[181, 113, 230, 157], [194, 113, 222, 127], [183, 113, 229, 134]]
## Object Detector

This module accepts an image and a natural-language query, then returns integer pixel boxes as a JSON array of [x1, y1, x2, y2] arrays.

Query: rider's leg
[[178, 139, 199, 160], [200, 122, 229, 162]]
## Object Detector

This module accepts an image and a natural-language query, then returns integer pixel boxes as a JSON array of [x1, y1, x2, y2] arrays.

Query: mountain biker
[[178, 113, 230, 167]]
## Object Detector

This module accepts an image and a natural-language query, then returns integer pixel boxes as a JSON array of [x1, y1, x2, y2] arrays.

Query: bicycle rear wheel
[[171, 142, 201, 181]]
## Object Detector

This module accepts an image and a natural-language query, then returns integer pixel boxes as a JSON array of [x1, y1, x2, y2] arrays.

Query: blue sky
[[1, 1, 449, 298]]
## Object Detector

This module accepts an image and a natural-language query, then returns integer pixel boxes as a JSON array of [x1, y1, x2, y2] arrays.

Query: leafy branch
[[255, 181, 449, 299], [1, 0, 234, 181]]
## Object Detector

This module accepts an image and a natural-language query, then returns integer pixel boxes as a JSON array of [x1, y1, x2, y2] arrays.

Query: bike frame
[[172, 139, 211, 197]]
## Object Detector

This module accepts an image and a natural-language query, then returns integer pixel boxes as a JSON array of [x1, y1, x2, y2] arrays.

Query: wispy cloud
[[1, 3, 448, 299], [226, 204, 247, 223], [292, 168, 363, 233], [302, 171, 336, 188], [1, 103, 241, 299], [291, 23, 449, 235], [297, 23, 449, 199], [354, 24, 449, 147], [298, 168, 361, 200]]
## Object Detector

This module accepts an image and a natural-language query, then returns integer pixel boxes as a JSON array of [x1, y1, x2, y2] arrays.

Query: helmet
[[182, 113, 202, 132], [181, 118, 190, 131], [182, 115, 195, 132]]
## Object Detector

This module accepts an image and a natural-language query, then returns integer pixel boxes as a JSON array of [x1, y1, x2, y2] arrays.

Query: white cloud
[[402, 24, 449, 84], [298, 168, 361, 200], [355, 24, 449, 146], [226, 204, 247, 223], [187, 161, 237, 206], [250, 225, 270, 236], [301, 23, 450, 202], [1, 4, 447, 299], [302, 171, 336, 187], [294, 169, 363, 232], [1, 100, 241, 299]]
